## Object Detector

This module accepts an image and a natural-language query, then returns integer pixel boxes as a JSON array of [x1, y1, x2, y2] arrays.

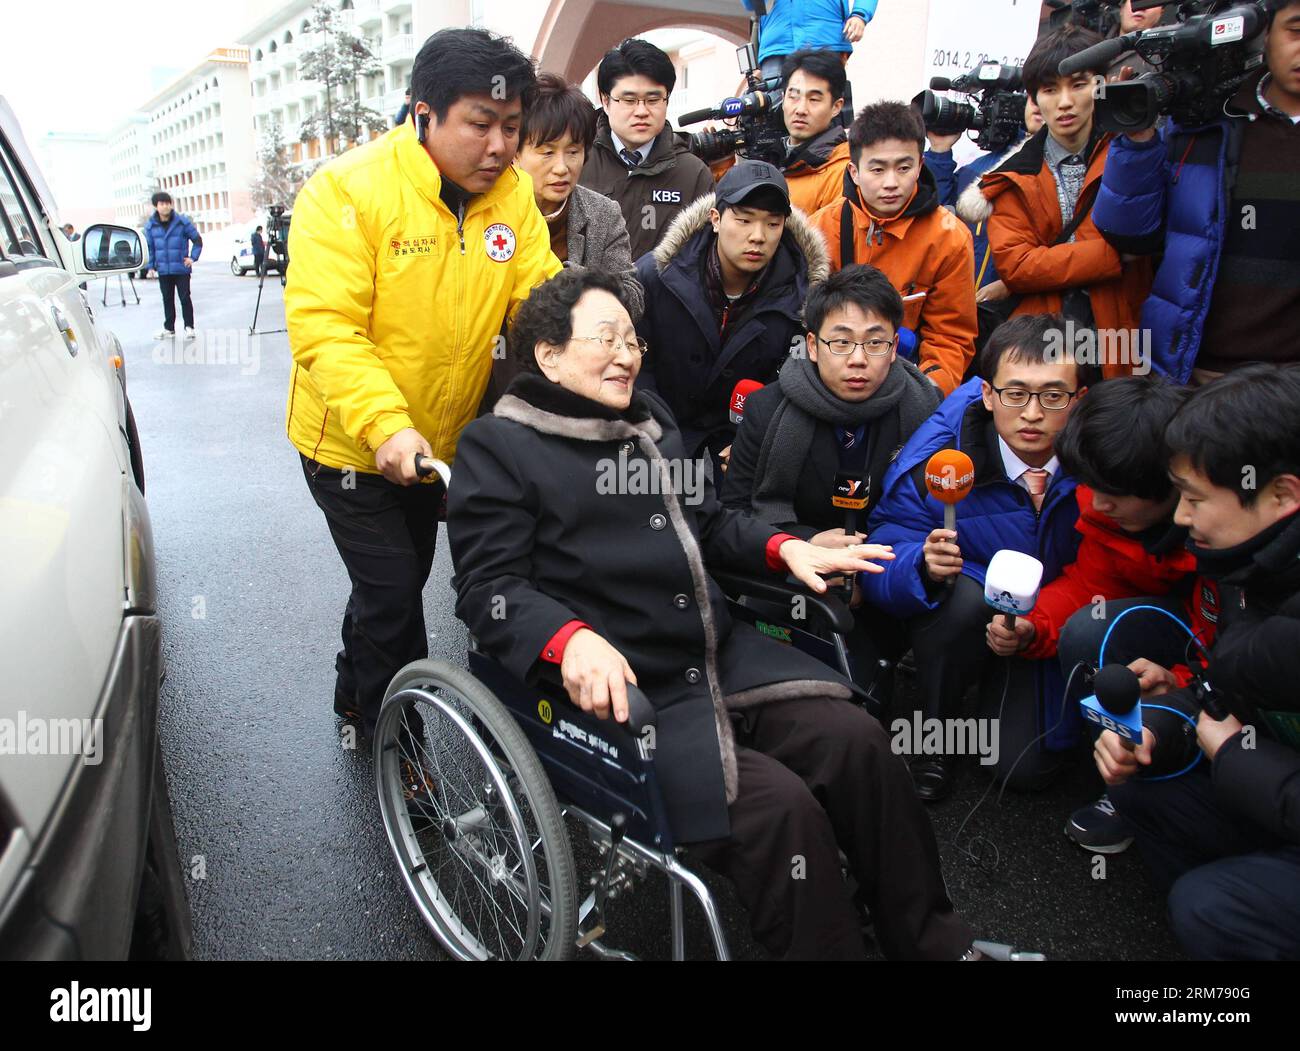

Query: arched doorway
[[534, 0, 750, 84]]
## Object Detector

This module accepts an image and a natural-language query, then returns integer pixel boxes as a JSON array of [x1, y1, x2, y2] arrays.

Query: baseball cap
[[715, 160, 791, 214]]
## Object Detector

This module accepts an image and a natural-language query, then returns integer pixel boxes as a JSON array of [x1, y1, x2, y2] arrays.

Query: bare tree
[[297, 1, 387, 155], [251, 119, 303, 210]]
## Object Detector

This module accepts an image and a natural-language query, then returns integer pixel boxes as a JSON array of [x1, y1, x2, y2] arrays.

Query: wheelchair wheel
[[376, 660, 577, 960]]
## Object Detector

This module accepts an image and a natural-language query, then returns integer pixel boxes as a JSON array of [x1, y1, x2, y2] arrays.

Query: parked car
[[230, 236, 284, 277], [0, 96, 191, 960]]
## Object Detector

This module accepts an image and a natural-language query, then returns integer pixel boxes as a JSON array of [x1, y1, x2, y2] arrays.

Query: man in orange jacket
[[973, 25, 1153, 379], [810, 101, 976, 395]]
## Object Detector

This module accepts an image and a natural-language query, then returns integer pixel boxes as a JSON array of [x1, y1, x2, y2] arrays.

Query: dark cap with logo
[[715, 160, 791, 215]]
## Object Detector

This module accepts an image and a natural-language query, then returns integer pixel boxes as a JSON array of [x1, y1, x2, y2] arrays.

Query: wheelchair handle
[[413, 453, 451, 488]]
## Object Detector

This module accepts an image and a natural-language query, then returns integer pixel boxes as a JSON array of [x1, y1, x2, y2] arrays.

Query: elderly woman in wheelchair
[[376, 268, 982, 961]]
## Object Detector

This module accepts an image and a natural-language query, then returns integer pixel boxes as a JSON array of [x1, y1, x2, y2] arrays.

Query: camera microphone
[[1058, 33, 1137, 76], [929, 77, 954, 91]]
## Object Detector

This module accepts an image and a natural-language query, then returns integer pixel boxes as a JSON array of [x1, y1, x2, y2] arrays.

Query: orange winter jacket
[[708, 128, 852, 216], [810, 164, 976, 395], [973, 129, 1153, 379]]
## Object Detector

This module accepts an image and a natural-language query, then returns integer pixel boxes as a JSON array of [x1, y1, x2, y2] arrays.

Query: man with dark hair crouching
[[985, 374, 1217, 854], [1096, 364, 1300, 960], [722, 263, 941, 699]]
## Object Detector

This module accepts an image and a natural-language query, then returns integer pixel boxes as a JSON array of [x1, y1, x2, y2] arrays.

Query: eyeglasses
[[818, 335, 897, 357], [608, 93, 668, 109], [570, 333, 650, 358], [989, 385, 1078, 411]]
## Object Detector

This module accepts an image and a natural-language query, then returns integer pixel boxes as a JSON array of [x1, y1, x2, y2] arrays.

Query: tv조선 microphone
[[729, 379, 764, 425]]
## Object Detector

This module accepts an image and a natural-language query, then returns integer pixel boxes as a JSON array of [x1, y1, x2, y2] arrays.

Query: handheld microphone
[[1080, 664, 1144, 751], [924, 449, 975, 536], [983, 549, 1044, 631], [729, 379, 764, 425]]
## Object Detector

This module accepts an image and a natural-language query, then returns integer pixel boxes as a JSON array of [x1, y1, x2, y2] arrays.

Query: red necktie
[[1024, 468, 1049, 512]]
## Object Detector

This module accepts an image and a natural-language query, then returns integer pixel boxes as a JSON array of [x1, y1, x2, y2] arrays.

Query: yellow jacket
[[285, 123, 561, 471]]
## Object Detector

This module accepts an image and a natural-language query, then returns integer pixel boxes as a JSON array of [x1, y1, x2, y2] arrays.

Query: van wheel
[[230, 257, 245, 276], [129, 739, 194, 960]]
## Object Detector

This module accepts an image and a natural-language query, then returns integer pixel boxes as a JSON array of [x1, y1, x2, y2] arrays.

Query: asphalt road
[[98, 260, 1182, 961]]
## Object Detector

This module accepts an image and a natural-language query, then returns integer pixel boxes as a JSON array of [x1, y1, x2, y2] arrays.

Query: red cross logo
[[484, 223, 516, 262]]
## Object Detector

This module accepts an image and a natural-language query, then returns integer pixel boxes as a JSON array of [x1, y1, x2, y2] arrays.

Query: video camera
[[913, 62, 1029, 154], [1060, 0, 1270, 132], [268, 204, 291, 256], [1045, 0, 1124, 34], [680, 41, 787, 166]]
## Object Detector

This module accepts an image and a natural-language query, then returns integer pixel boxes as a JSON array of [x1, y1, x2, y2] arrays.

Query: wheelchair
[[374, 457, 876, 961]]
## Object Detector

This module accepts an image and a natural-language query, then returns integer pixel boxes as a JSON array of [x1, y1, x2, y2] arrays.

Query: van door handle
[[50, 303, 78, 357]]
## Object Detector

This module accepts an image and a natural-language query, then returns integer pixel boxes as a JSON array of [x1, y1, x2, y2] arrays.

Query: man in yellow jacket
[[287, 28, 560, 736]]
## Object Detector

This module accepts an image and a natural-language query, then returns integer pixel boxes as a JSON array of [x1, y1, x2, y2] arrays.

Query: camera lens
[[912, 90, 977, 136]]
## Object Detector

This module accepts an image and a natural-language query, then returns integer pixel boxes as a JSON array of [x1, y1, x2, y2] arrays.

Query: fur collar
[[957, 136, 1036, 224], [494, 373, 663, 443], [648, 192, 831, 285]]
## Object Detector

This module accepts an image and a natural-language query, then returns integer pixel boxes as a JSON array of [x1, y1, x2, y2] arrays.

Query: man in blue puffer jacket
[[144, 191, 203, 341], [1092, 0, 1300, 384], [863, 314, 1095, 799], [745, 0, 878, 67]]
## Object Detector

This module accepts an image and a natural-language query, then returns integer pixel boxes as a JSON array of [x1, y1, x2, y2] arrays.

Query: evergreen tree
[[297, 1, 387, 154]]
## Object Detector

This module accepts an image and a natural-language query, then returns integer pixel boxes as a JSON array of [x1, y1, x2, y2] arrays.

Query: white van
[[0, 97, 191, 959]]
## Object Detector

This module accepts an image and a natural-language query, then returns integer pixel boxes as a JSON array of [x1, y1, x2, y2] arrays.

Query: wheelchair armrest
[[536, 677, 657, 736], [711, 569, 855, 636]]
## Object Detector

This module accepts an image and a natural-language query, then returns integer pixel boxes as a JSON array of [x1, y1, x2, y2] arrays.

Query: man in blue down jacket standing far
[[144, 190, 203, 342]]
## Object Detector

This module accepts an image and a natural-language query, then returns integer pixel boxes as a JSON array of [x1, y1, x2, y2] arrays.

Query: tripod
[[102, 272, 141, 307], [248, 250, 288, 336]]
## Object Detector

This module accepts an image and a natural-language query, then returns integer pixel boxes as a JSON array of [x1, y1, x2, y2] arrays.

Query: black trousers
[[157, 273, 194, 330], [687, 696, 973, 960], [253, 252, 265, 276], [1110, 769, 1300, 959], [908, 573, 1062, 790], [301, 455, 444, 732]]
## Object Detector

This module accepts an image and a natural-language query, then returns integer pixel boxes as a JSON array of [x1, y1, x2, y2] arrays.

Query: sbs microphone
[[1080, 664, 1144, 751]]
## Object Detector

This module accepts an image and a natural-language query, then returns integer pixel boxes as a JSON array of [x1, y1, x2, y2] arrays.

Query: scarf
[[750, 354, 941, 526], [1190, 509, 1300, 586]]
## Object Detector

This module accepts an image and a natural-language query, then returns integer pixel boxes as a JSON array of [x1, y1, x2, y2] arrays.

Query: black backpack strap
[[840, 198, 855, 269], [1056, 178, 1101, 246]]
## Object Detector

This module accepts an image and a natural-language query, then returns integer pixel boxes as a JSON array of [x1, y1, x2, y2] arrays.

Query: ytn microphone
[[1080, 663, 1144, 751], [984, 549, 1044, 632], [729, 379, 764, 425]]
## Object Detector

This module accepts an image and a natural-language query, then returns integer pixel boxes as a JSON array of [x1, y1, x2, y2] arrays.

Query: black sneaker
[[1065, 794, 1134, 854]]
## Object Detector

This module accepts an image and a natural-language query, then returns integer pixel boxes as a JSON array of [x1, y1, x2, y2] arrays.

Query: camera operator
[[774, 49, 856, 214], [1096, 364, 1300, 960], [285, 28, 561, 739], [1093, 0, 1300, 384], [1106, 2, 1167, 77], [931, 98, 1044, 303], [974, 26, 1152, 377], [578, 38, 715, 261]]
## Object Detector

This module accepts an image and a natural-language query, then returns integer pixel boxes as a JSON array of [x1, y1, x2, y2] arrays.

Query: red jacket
[[1025, 486, 1217, 673]]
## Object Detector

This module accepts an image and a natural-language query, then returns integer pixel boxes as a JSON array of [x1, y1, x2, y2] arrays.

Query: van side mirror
[[83, 225, 143, 272]]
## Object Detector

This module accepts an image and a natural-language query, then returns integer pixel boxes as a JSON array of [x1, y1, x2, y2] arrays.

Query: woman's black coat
[[446, 375, 857, 842]]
